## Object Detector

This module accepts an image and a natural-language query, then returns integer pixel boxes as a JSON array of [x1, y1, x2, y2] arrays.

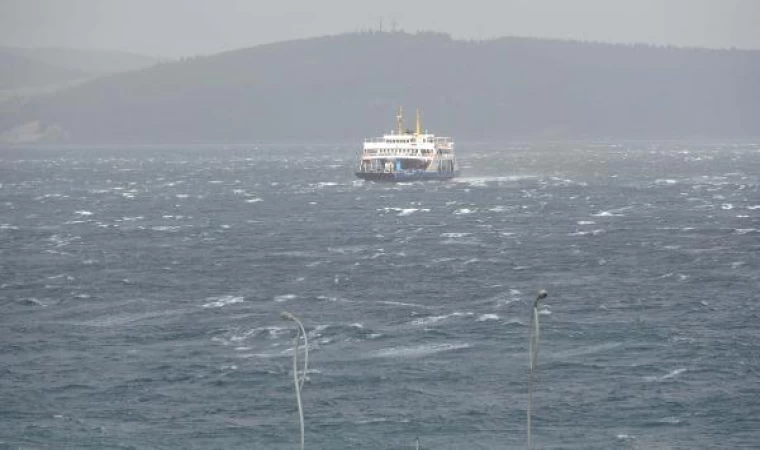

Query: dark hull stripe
[[355, 171, 459, 182]]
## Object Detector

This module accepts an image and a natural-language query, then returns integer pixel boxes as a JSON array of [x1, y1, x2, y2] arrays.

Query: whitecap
[[245, 197, 263, 203], [410, 315, 450, 326], [151, 225, 181, 232], [49, 234, 80, 247], [721, 203, 734, 210], [226, 326, 289, 343], [75, 210, 93, 216], [454, 208, 474, 215], [372, 342, 471, 358], [203, 295, 244, 308], [569, 229, 605, 236], [378, 300, 426, 308], [316, 295, 352, 303], [577, 220, 596, 225], [644, 368, 686, 382], [656, 417, 682, 424], [592, 206, 632, 217], [440, 232, 470, 238], [476, 314, 499, 321], [274, 294, 298, 302], [735, 229, 757, 235], [20, 298, 47, 307], [410, 312, 472, 326]]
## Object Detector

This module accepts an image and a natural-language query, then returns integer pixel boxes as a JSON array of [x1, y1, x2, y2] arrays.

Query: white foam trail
[[457, 175, 535, 186]]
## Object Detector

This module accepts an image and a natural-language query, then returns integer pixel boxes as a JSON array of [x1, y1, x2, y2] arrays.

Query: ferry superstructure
[[355, 108, 458, 182]]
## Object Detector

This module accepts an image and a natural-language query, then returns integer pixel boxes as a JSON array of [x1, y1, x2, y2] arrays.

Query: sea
[[1, 142, 759, 449]]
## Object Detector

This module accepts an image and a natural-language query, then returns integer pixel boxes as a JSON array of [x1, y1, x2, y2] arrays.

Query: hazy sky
[[1, 0, 759, 57]]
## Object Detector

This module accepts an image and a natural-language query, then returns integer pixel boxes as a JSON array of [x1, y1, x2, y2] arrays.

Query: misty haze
[[1, 1, 759, 449]]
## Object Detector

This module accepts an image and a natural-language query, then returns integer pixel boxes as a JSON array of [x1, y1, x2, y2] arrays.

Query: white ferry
[[355, 108, 459, 182]]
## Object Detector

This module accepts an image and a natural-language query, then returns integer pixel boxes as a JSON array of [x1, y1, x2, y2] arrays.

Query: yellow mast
[[396, 106, 404, 135], [415, 108, 422, 136]]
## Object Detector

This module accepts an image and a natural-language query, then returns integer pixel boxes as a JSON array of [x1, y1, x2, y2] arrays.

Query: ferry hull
[[355, 171, 459, 182]]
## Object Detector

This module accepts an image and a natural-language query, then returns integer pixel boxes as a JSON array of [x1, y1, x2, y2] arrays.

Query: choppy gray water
[[1, 143, 759, 449]]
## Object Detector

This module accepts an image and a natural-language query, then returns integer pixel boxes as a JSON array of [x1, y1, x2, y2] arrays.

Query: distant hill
[[1, 31, 759, 144], [0, 47, 162, 75], [0, 47, 163, 91], [0, 51, 90, 90]]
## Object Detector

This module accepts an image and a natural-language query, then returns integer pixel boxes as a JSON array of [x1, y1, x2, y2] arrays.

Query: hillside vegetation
[[2, 31, 758, 144]]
